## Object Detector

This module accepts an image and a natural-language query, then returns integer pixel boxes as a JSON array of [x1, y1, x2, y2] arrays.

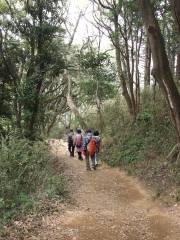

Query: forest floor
[[4, 140, 180, 240]]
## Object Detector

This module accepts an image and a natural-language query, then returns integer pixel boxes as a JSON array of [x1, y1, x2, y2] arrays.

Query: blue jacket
[[82, 132, 92, 150]]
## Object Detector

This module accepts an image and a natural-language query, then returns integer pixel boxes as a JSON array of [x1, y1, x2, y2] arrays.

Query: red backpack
[[87, 138, 96, 156]]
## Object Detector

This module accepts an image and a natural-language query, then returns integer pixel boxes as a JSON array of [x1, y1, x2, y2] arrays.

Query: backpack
[[87, 138, 97, 157], [68, 134, 73, 144], [75, 134, 82, 148], [95, 136, 101, 152]]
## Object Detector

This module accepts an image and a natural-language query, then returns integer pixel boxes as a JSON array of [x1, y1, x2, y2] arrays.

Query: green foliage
[[102, 94, 174, 166], [175, 189, 180, 202], [0, 137, 67, 226], [95, 88, 180, 200], [45, 175, 68, 199], [78, 50, 117, 105], [120, 137, 144, 164], [0, 0, 67, 139], [80, 52, 110, 69], [48, 124, 66, 139], [137, 111, 153, 122], [0, 0, 8, 14]]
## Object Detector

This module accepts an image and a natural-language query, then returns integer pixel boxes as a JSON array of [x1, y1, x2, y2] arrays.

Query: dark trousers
[[78, 151, 83, 160], [91, 154, 96, 170], [68, 144, 75, 157], [85, 150, 91, 170]]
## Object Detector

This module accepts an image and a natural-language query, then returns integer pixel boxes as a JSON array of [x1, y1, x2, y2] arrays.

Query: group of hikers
[[67, 128, 101, 171]]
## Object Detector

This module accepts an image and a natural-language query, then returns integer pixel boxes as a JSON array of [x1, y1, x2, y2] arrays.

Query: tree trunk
[[176, 53, 180, 82], [46, 96, 67, 135], [113, 16, 134, 116], [169, 0, 180, 82], [115, 47, 134, 116], [63, 12, 86, 130], [139, 0, 180, 142], [169, 0, 180, 38], [65, 70, 88, 130], [47, 113, 58, 135], [24, 2, 44, 139], [144, 37, 151, 87], [136, 28, 143, 112], [95, 80, 103, 132], [170, 50, 176, 77], [14, 99, 22, 132], [124, 34, 137, 116]]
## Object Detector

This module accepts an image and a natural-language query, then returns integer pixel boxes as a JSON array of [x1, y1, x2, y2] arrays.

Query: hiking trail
[[25, 140, 180, 239]]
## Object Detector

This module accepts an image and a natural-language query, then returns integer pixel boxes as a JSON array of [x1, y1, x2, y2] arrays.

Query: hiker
[[67, 129, 75, 157], [82, 129, 93, 170], [74, 128, 83, 160], [94, 130, 101, 166], [88, 134, 98, 170]]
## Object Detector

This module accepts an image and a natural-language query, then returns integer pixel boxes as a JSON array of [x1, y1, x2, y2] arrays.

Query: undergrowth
[[0, 137, 68, 229], [100, 89, 180, 202]]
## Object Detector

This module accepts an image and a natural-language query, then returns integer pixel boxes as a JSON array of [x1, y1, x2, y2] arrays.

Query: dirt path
[[31, 141, 180, 240]]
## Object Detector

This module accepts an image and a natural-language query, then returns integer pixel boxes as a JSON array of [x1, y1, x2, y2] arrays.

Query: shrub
[[48, 124, 66, 139], [45, 175, 68, 199], [96, 90, 180, 200], [0, 137, 67, 226], [101, 91, 176, 167], [137, 111, 153, 123]]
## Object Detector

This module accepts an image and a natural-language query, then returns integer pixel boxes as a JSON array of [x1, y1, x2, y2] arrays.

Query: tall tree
[[176, 53, 180, 82], [139, 0, 180, 141], [169, 0, 180, 36], [92, 0, 143, 117], [144, 36, 151, 87], [1, 0, 67, 139], [63, 10, 89, 130], [79, 47, 116, 131], [169, 0, 180, 81]]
